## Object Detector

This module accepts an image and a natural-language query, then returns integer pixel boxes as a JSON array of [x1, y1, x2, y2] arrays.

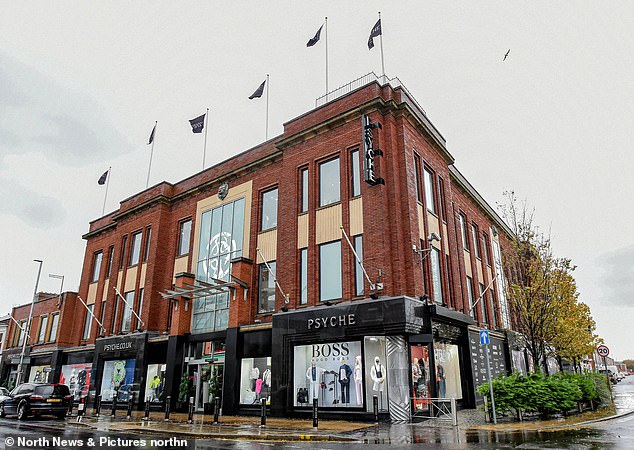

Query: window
[[466, 276, 475, 319], [351, 150, 361, 197], [423, 168, 436, 214], [353, 235, 364, 296], [106, 246, 114, 278], [479, 283, 488, 323], [472, 223, 481, 259], [138, 288, 144, 321], [112, 298, 120, 333], [99, 301, 106, 332], [438, 178, 446, 221], [319, 241, 342, 301], [143, 227, 151, 262], [178, 219, 192, 256], [261, 188, 278, 231], [459, 213, 469, 250], [414, 155, 422, 202], [490, 288, 498, 328], [258, 262, 276, 313], [300, 168, 309, 213], [430, 247, 443, 304], [129, 231, 142, 266], [482, 233, 491, 266], [319, 158, 340, 207], [121, 291, 134, 332], [91, 251, 103, 283], [299, 248, 308, 305], [48, 314, 59, 342], [82, 304, 94, 340], [37, 316, 48, 343], [194, 198, 245, 333], [120, 235, 127, 268], [420, 239, 429, 295], [17, 320, 26, 346]]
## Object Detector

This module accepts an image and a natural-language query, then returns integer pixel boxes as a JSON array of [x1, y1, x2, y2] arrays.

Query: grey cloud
[[596, 246, 634, 307], [0, 176, 66, 229]]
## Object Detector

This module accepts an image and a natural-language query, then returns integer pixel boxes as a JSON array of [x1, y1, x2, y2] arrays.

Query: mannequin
[[262, 366, 271, 401], [412, 358, 421, 394], [436, 364, 446, 398], [370, 356, 386, 410], [250, 366, 260, 391], [354, 355, 363, 406], [305, 358, 325, 403], [338, 357, 353, 404]]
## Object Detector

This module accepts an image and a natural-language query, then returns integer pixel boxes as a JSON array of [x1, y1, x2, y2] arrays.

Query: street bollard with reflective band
[[143, 399, 151, 420], [94, 395, 102, 417], [213, 396, 220, 424], [373, 395, 378, 423], [164, 396, 171, 421], [111, 391, 117, 417], [260, 398, 266, 426], [76, 398, 86, 422], [312, 398, 318, 428], [126, 392, 134, 419], [187, 396, 194, 423]]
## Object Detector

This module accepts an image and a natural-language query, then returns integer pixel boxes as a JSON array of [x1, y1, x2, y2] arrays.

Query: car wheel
[[17, 402, 28, 421], [0, 405, 5, 418]]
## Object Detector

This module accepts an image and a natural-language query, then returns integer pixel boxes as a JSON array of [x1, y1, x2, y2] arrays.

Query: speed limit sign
[[597, 344, 610, 358]]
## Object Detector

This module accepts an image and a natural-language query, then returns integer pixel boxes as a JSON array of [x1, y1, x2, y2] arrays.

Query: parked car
[[116, 383, 141, 402], [0, 383, 72, 420], [0, 388, 10, 403]]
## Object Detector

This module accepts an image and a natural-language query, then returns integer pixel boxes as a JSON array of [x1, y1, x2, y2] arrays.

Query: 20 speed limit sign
[[597, 344, 610, 357]]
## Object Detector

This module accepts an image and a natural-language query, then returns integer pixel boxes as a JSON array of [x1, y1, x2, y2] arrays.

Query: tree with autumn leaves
[[499, 191, 600, 373]]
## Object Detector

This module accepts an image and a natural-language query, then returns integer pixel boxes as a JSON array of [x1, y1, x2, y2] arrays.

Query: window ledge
[[316, 201, 341, 212]]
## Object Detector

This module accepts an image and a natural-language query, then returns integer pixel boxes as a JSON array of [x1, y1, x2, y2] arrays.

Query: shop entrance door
[[190, 361, 224, 412]]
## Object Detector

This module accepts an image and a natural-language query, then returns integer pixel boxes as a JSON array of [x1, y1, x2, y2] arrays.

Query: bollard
[[68, 397, 74, 416], [143, 398, 151, 421], [76, 398, 86, 422], [111, 391, 117, 417], [126, 392, 134, 420], [312, 398, 318, 428], [213, 396, 220, 424], [260, 398, 266, 426], [373, 395, 378, 423], [94, 395, 102, 417], [164, 395, 171, 421], [187, 396, 194, 424]]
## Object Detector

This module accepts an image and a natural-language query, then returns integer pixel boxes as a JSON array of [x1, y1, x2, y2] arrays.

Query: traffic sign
[[597, 344, 610, 358], [479, 330, 490, 345]]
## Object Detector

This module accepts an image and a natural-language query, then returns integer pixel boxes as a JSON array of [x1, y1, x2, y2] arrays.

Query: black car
[[0, 383, 72, 420]]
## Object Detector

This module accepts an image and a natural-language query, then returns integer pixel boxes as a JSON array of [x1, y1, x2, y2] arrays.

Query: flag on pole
[[368, 19, 382, 49], [307, 24, 323, 47], [189, 113, 206, 133], [147, 123, 156, 145], [98, 169, 109, 185], [249, 80, 266, 99]]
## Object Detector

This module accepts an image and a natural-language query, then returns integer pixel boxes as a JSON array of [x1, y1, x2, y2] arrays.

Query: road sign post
[[596, 345, 611, 385], [480, 330, 497, 424]]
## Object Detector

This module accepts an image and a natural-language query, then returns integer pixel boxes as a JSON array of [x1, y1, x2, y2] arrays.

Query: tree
[[623, 360, 634, 372]]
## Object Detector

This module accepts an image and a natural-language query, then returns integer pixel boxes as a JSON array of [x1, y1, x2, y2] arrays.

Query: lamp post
[[49, 273, 64, 306], [16, 260, 43, 386]]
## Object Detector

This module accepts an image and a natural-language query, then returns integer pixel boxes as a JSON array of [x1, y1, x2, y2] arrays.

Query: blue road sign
[[479, 330, 490, 345]]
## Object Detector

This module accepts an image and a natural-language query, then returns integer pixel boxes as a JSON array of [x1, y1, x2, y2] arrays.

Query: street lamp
[[49, 273, 64, 307], [16, 260, 43, 386]]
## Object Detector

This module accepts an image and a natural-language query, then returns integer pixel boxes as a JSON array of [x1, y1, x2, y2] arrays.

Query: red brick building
[[3, 75, 515, 421]]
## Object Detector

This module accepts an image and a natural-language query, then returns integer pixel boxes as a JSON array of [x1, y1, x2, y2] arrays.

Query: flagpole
[[265, 74, 270, 140], [325, 17, 329, 94], [378, 12, 386, 82], [102, 166, 111, 216], [202, 107, 209, 169], [146, 121, 157, 188]]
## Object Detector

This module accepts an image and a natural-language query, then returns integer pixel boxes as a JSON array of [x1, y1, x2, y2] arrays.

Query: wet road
[[0, 377, 631, 449]]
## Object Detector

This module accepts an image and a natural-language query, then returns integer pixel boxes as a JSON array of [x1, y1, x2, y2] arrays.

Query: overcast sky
[[1, 2, 632, 359]]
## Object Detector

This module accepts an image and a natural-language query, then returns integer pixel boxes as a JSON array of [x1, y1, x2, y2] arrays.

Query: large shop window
[[145, 364, 167, 403], [240, 357, 271, 405], [410, 344, 431, 412], [100, 359, 136, 402], [195, 198, 245, 333], [434, 342, 462, 400], [28, 366, 51, 383], [364, 336, 388, 412], [319, 241, 342, 302], [293, 341, 363, 408], [59, 363, 92, 401], [258, 262, 276, 313]]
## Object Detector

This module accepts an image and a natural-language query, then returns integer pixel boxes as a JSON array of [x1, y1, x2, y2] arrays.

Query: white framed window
[[319, 241, 342, 301], [319, 158, 340, 207]]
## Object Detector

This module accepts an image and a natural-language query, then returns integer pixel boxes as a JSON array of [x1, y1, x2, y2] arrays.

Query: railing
[[413, 397, 458, 426], [315, 72, 427, 117]]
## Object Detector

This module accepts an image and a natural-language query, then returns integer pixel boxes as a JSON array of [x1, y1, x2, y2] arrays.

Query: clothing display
[[338, 364, 353, 404], [370, 359, 386, 392], [354, 356, 363, 406], [250, 367, 260, 391], [305, 364, 326, 403]]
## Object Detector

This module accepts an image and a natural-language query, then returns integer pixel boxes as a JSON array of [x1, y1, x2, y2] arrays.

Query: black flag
[[98, 170, 109, 185], [307, 24, 323, 47], [249, 80, 266, 99], [368, 19, 382, 49], [189, 113, 206, 133], [147, 122, 156, 145]]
